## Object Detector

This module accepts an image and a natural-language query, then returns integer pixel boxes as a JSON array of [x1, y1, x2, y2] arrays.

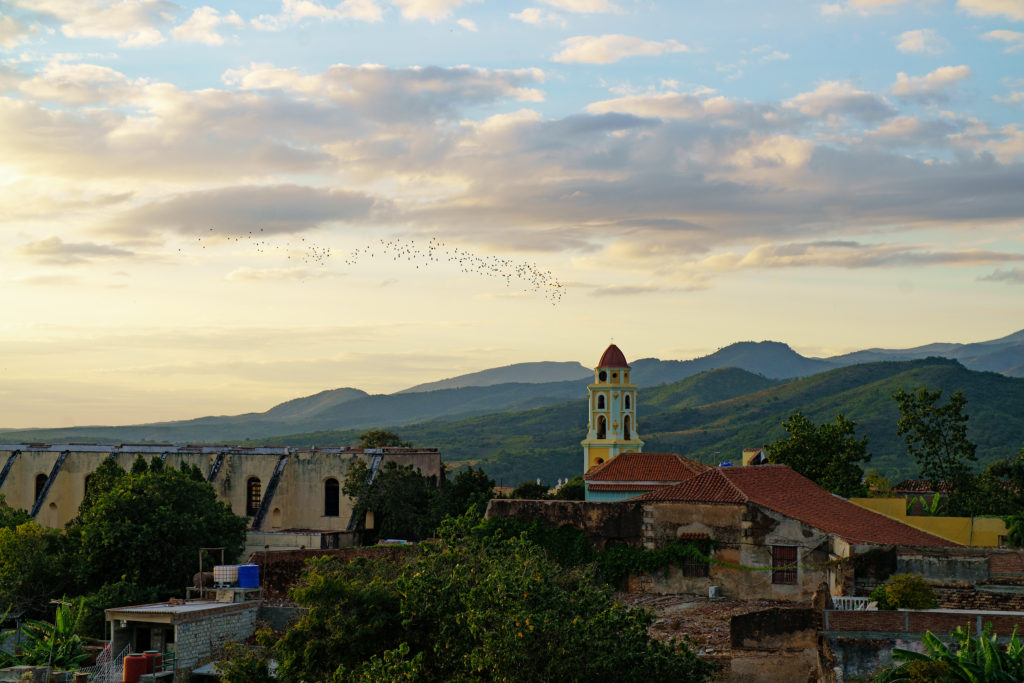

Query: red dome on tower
[[597, 344, 629, 368]]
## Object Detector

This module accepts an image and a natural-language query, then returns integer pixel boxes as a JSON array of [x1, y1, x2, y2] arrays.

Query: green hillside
[[237, 359, 1024, 486]]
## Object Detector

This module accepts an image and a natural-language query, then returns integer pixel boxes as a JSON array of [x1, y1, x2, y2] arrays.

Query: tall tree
[[893, 388, 977, 489], [358, 430, 411, 448], [343, 461, 439, 542], [765, 412, 871, 497]]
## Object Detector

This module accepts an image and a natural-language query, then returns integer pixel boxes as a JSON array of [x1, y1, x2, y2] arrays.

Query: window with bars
[[681, 553, 710, 578], [771, 545, 798, 585], [246, 477, 262, 516]]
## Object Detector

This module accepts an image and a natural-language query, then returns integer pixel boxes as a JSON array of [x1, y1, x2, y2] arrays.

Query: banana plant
[[907, 492, 945, 516], [15, 597, 89, 671], [874, 625, 1024, 682]]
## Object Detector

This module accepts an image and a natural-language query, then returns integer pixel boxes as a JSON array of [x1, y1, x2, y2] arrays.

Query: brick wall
[[825, 609, 1024, 636], [254, 546, 414, 600], [174, 604, 260, 677]]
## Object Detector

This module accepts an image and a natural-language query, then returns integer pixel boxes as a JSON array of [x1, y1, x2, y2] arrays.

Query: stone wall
[[483, 499, 644, 550], [254, 546, 415, 600], [174, 603, 260, 678], [0, 446, 441, 534]]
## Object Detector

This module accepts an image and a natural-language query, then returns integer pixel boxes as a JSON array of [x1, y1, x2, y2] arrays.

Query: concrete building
[[0, 444, 442, 535], [583, 451, 710, 502]]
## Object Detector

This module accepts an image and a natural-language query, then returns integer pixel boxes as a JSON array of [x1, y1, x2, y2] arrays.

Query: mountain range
[[3, 329, 1023, 485]]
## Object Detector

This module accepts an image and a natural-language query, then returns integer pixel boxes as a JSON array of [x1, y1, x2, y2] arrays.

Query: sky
[[1, 0, 1023, 428]]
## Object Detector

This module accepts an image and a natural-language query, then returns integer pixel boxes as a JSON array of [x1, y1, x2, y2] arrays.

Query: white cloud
[[896, 28, 949, 54], [252, 0, 383, 30], [958, 0, 1024, 21], [587, 91, 737, 120], [786, 81, 896, 122], [456, 18, 477, 31], [19, 60, 139, 104], [983, 29, 1024, 53], [760, 50, 790, 62], [553, 35, 689, 64], [891, 65, 971, 101], [510, 7, 564, 25], [391, 0, 478, 21], [172, 6, 242, 45], [541, 0, 618, 11], [9, 0, 179, 47], [0, 13, 36, 48], [18, 236, 134, 264]]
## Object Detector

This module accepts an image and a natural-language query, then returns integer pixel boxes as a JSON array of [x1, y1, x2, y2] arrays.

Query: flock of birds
[[184, 230, 564, 304]]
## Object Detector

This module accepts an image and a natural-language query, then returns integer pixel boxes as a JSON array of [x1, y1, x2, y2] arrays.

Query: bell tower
[[581, 343, 643, 472]]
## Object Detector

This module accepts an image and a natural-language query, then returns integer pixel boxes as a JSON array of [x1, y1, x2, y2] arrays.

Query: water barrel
[[213, 564, 238, 585], [123, 653, 148, 682], [237, 563, 260, 589], [143, 649, 161, 673]]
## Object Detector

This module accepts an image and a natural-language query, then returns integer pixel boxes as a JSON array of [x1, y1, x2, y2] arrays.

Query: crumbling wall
[[724, 608, 821, 683], [483, 499, 643, 549], [175, 603, 260, 679]]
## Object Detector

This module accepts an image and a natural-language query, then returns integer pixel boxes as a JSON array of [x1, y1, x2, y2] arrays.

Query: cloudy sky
[[2, 0, 1023, 428]]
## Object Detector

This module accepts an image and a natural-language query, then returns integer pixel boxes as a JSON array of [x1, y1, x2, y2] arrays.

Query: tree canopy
[[358, 429, 411, 448], [765, 412, 871, 497], [220, 516, 713, 683]]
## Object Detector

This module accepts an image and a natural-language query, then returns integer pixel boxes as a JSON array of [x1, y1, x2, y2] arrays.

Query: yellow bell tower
[[581, 344, 643, 472]]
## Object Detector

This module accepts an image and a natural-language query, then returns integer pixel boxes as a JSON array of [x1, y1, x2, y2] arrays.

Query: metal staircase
[[251, 454, 289, 530]]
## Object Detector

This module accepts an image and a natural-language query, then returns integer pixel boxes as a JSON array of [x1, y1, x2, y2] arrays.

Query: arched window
[[35, 473, 47, 503], [597, 416, 607, 439], [596, 394, 605, 410], [324, 478, 340, 517], [624, 415, 632, 440], [246, 477, 262, 516], [624, 394, 631, 409]]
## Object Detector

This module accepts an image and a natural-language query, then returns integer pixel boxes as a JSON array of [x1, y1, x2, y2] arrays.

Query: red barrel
[[123, 654, 148, 682], [142, 650, 161, 673]]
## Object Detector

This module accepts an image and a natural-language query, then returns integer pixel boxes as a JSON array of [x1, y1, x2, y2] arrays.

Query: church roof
[[598, 344, 629, 368], [640, 465, 959, 547], [584, 451, 710, 483]]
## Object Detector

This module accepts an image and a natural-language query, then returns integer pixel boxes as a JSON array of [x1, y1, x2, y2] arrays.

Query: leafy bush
[[873, 624, 1024, 682], [869, 573, 937, 610]]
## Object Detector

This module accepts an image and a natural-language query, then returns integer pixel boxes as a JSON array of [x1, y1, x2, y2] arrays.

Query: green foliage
[[873, 625, 1024, 682], [16, 598, 89, 670], [75, 580, 160, 639], [435, 467, 494, 520], [0, 494, 30, 530], [343, 460, 439, 543], [358, 429, 411, 448], [869, 573, 938, 610], [254, 516, 712, 683], [765, 412, 871, 497], [907, 493, 945, 516], [130, 454, 149, 474], [511, 480, 549, 499], [217, 635, 276, 683], [864, 470, 893, 496], [894, 387, 978, 513], [73, 464, 247, 595], [471, 516, 712, 588], [1007, 514, 1024, 548], [77, 458, 124, 517], [554, 475, 586, 500], [0, 521, 70, 617]]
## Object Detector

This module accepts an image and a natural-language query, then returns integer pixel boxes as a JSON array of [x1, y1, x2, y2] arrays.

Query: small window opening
[[624, 415, 631, 440], [771, 545, 798, 585], [324, 478, 340, 517], [598, 370, 607, 381], [596, 394, 605, 410], [624, 394, 631, 409], [246, 477, 262, 516], [35, 473, 47, 503], [597, 416, 607, 439]]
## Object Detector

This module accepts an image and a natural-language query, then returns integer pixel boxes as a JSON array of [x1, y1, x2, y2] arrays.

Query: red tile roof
[[585, 452, 711, 483], [598, 344, 630, 368], [586, 483, 659, 492], [640, 465, 959, 548]]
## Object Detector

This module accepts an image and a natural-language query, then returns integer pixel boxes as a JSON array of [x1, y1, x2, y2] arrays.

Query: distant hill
[[825, 329, 1024, 377], [631, 341, 836, 385], [398, 361, 590, 393], [225, 360, 1024, 486]]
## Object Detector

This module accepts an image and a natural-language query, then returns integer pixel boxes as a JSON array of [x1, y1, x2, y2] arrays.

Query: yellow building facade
[[581, 344, 643, 472], [850, 497, 1008, 547]]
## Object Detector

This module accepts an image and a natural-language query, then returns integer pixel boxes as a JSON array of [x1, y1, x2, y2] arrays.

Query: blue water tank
[[237, 563, 260, 589]]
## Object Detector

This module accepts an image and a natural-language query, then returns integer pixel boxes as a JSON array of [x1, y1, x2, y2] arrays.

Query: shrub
[[870, 573, 937, 610]]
